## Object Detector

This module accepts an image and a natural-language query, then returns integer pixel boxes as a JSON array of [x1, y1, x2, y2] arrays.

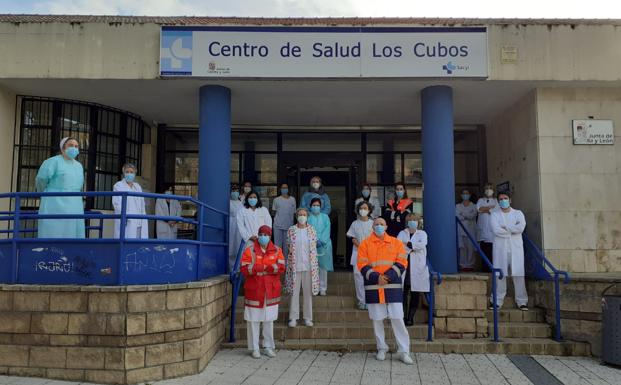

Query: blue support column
[[421, 86, 457, 274], [199, 85, 231, 277]]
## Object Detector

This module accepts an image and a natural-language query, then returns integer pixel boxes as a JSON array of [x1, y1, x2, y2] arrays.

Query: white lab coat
[[112, 180, 149, 239], [155, 198, 182, 239], [228, 199, 244, 269], [397, 229, 430, 292], [236, 206, 272, 242], [476, 197, 498, 242], [354, 197, 382, 218], [456, 202, 478, 247], [490, 208, 526, 277]]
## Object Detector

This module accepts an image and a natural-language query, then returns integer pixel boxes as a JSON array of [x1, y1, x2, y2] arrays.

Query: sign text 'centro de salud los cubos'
[[160, 26, 488, 78]]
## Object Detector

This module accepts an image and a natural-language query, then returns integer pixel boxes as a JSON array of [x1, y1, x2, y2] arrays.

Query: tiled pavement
[[0, 349, 619, 385]]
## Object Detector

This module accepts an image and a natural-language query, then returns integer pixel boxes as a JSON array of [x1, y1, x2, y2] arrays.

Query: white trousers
[[373, 319, 410, 353], [491, 275, 528, 307], [289, 271, 313, 321], [319, 269, 328, 292], [246, 321, 274, 351], [274, 228, 288, 260], [459, 236, 475, 268], [353, 266, 365, 304]]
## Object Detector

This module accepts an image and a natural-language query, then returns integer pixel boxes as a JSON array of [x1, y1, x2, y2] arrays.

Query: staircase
[[223, 271, 590, 355]]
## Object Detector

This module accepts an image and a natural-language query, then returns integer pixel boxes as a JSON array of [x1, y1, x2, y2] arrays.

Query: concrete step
[[485, 308, 546, 323], [221, 337, 590, 356], [489, 322, 552, 338], [233, 308, 429, 324], [236, 295, 358, 310], [226, 321, 431, 341]]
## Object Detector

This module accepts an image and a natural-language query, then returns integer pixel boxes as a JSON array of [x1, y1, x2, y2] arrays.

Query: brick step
[[226, 322, 431, 341], [236, 295, 358, 309], [489, 322, 552, 338], [233, 308, 429, 324], [485, 308, 546, 323], [221, 337, 589, 356]]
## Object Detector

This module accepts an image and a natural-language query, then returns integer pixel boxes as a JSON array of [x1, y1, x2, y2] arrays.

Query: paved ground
[[0, 349, 619, 385]]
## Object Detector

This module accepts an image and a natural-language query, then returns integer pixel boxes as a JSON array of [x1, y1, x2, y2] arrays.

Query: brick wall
[[433, 275, 489, 338], [0, 275, 230, 384]]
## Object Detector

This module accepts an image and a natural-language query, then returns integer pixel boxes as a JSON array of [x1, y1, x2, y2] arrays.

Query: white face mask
[[485, 189, 494, 197], [311, 182, 321, 189], [297, 216, 308, 225], [359, 209, 369, 217]]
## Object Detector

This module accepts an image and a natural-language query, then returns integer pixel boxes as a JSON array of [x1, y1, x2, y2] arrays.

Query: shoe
[[357, 301, 366, 310], [519, 305, 529, 311], [399, 353, 414, 365], [288, 319, 297, 327], [319, 290, 327, 296], [376, 350, 387, 361], [304, 319, 314, 327], [251, 350, 261, 359], [264, 348, 276, 358], [488, 302, 498, 310], [363, 304, 368, 310], [404, 318, 414, 326]]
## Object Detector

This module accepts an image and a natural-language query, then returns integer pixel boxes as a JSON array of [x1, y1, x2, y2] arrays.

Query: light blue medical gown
[[35, 155, 85, 238], [308, 212, 333, 271]]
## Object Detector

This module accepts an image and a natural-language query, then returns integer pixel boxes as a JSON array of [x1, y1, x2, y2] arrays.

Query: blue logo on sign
[[442, 61, 456, 75], [161, 31, 193, 75]]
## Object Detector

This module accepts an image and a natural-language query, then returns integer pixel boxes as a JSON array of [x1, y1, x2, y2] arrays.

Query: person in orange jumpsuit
[[357, 217, 413, 365], [240, 225, 285, 359]]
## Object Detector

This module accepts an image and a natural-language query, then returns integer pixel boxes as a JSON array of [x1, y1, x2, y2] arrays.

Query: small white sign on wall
[[572, 119, 614, 145]]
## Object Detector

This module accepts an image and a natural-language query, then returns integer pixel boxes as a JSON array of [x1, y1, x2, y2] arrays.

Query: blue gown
[[35, 155, 85, 238], [301, 191, 331, 215], [308, 212, 333, 271]]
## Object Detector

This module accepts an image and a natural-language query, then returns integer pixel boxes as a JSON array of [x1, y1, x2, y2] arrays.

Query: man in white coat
[[113, 163, 149, 239], [155, 186, 182, 239], [489, 192, 528, 310]]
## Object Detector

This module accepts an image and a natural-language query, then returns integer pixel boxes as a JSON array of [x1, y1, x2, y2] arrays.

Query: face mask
[[359, 209, 369, 217], [408, 220, 418, 229], [396, 190, 404, 199], [499, 199, 510, 209], [311, 182, 321, 189], [231, 191, 240, 200], [281, 188, 289, 195], [248, 198, 258, 207], [374, 225, 386, 236], [462, 194, 471, 201], [258, 235, 270, 247], [362, 189, 371, 198], [124, 173, 136, 183], [297, 215, 307, 225], [485, 189, 494, 197], [243, 186, 252, 194], [65, 147, 79, 159], [164, 190, 173, 195], [311, 206, 321, 214]]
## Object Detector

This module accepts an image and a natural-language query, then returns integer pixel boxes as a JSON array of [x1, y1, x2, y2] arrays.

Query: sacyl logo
[[161, 31, 193, 75]]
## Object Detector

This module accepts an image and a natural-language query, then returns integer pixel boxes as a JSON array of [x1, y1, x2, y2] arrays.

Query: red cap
[[258, 225, 272, 237]]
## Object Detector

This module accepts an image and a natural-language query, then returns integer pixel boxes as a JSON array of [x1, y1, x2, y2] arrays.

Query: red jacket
[[240, 240, 285, 308]]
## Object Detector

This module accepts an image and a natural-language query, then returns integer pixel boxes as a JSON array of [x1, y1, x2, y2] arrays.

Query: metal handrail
[[426, 259, 442, 341], [229, 240, 247, 343], [456, 217, 503, 342], [522, 234, 570, 341]]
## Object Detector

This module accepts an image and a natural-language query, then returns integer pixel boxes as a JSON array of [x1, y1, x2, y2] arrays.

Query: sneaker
[[519, 305, 529, 311], [319, 290, 327, 296], [251, 350, 261, 359], [376, 350, 387, 361], [488, 302, 499, 310], [363, 304, 368, 310], [357, 301, 366, 310], [304, 319, 314, 327], [399, 352, 414, 365], [264, 348, 276, 358], [288, 319, 297, 327]]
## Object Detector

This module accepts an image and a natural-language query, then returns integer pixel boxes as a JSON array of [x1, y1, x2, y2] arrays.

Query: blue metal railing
[[523, 234, 570, 341], [456, 217, 504, 342], [426, 259, 442, 341], [228, 240, 247, 343], [0, 191, 228, 285]]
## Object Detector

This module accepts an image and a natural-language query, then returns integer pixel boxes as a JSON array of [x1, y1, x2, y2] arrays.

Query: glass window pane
[[22, 100, 53, 126], [173, 153, 199, 184], [454, 153, 479, 184], [166, 130, 199, 152], [232, 132, 277, 151], [454, 129, 478, 151], [367, 132, 421, 151], [282, 133, 360, 152], [230, 154, 240, 185], [255, 154, 277, 184], [404, 154, 422, 184], [366, 154, 400, 184], [366, 154, 382, 184]]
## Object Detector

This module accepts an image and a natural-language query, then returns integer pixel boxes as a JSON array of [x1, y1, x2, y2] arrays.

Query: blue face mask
[[396, 190, 404, 199], [124, 173, 136, 183], [231, 191, 240, 200], [248, 197, 258, 207], [462, 194, 471, 201], [258, 235, 270, 247], [408, 220, 418, 230], [311, 206, 321, 214], [499, 199, 510, 209], [362, 189, 371, 198], [281, 188, 289, 195], [65, 147, 79, 159], [164, 190, 173, 195], [374, 225, 386, 236]]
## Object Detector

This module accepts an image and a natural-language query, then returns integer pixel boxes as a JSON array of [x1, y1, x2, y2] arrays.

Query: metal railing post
[[10, 195, 21, 284], [491, 271, 500, 342], [117, 194, 127, 286], [554, 272, 562, 341], [229, 240, 246, 343]]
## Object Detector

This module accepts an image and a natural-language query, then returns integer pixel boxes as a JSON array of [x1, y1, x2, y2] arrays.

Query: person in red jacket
[[240, 225, 285, 359]]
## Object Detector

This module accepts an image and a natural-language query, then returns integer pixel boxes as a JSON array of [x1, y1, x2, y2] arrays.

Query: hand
[[501, 226, 508, 231], [250, 236, 258, 241], [378, 275, 389, 286], [407, 242, 413, 249], [352, 238, 360, 247]]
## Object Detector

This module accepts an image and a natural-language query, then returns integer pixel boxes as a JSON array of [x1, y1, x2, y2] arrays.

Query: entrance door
[[280, 153, 362, 269]]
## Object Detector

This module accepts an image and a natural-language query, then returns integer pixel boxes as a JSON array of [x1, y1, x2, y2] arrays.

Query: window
[[15, 97, 146, 210]]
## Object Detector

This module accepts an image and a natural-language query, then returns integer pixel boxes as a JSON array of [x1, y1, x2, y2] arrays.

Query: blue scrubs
[[308, 212, 333, 271], [35, 155, 85, 238]]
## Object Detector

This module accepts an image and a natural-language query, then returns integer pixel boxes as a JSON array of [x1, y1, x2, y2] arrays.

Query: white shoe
[[304, 319, 314, 327], [288, 319, 297, 327], [319, 290, 327, 296], [399, 353, 413, 365], [376, 350, 387, 361], [264, 348, 276, 358], [251, 350, 261, 359]]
